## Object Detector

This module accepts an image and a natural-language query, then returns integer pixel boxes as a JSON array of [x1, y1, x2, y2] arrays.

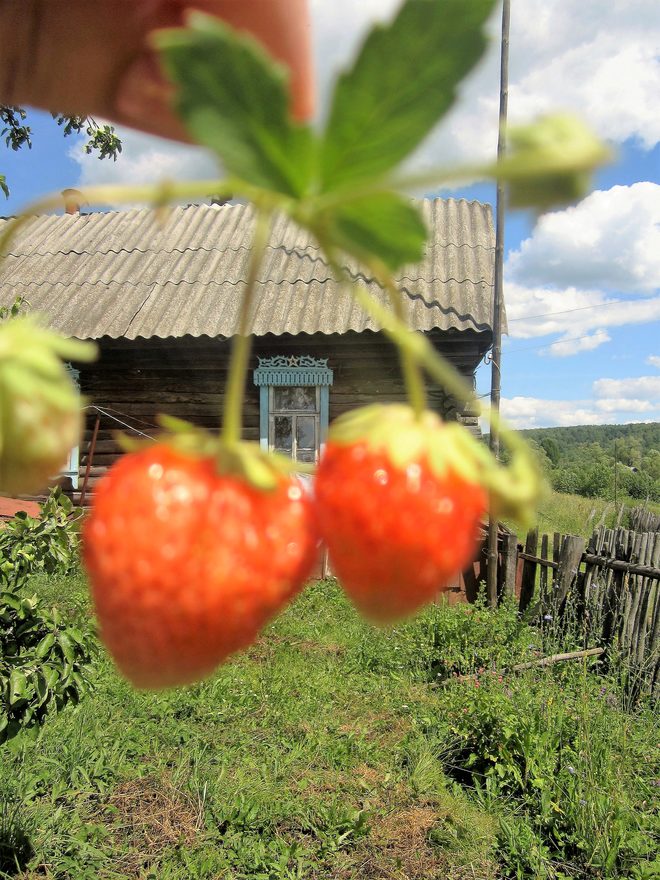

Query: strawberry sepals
[[119, 414, 312, 491], [327, 404, 544, 529]]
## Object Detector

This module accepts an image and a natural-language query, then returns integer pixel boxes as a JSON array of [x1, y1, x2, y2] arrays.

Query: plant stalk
[[222, 210, 272, 444], [368, 260, 427, 418]]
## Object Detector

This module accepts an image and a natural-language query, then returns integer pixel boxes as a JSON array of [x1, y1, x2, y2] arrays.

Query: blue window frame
[[62, 364, 80, 488], [253, 356, 333, 463]]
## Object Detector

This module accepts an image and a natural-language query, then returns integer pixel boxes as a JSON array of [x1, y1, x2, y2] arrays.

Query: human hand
[[0, 0, 314, 142]]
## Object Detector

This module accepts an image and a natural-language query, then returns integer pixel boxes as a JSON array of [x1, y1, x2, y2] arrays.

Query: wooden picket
[[494, 525, 660, 698]]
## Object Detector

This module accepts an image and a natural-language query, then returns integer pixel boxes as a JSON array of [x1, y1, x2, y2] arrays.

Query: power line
[[507, 297, 626, 322], [504, 332, 610, 355]]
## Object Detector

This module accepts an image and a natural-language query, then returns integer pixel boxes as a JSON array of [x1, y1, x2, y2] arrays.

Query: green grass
[[1, 574, 657, 880], [522, 489, 660, 539]]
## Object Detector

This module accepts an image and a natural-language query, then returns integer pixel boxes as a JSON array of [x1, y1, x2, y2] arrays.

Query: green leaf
[[9, 668, 28, 705], [155, 13, 316, 197], [328, 193, 428, 270], [35, 632, 56, 659], [0, 173, 8, 199], [321, 0, 496, 191]]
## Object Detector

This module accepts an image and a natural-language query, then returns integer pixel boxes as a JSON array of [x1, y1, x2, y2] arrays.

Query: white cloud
[[592, 375, 660, 403], [501, 370, 660, 428], [647, 355, 660, 368], [504, 282, 660, 343], [71, 127, 219, 195], [501, 396, 612, 429], [506, 184, 660, 293], [539, 330, 610, 358], [594, 398, 657, 414], [501, 392, 659, 430]]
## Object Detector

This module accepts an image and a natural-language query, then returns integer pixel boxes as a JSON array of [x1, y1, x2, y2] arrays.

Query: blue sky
[[2, 0, 658, 430]]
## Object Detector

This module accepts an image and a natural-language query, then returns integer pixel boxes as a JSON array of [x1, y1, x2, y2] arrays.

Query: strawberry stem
[[372, 263, 427, 419], [222, 210, 272, 444]]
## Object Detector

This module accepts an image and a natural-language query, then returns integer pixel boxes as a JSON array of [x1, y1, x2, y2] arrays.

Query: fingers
[[190, 0, 315, 121], [116, 0, 315, 141], [0, 0, 314, 149]]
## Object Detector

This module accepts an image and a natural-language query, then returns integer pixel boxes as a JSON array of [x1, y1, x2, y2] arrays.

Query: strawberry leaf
[[328, 194, 427, 270], [321, 0, 496, 192], [155, 13, 316, 197]]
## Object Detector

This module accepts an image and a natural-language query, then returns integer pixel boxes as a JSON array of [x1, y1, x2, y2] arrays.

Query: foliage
[[0, 590, 93, 745], [0, 106, 121, 197], [0, 578, 500, 879], [522, 423, 660, 504], [432, 669, 659, 879], [0, 488, 81, 592], [0, 490, 92, 746], [0, 575, 656, 878], [354, 593, 536, 681]]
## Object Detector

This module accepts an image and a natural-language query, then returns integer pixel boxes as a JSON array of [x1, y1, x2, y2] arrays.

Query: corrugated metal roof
[[0, 198, 495, 340]]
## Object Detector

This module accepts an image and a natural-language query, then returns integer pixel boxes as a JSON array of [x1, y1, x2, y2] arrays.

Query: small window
[[269, 387, 320, 464], [254, 357, 333, 466]]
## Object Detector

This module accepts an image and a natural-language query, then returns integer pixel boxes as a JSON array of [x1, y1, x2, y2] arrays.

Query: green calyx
[[328, 404, 543, 529], [0, 318, 97, 493], [494, 114, 612, 210], [121, 415, 312, 491]]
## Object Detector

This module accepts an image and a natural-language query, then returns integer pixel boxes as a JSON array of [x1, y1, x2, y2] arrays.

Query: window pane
[[296, 416, 316, 451], [273, 386, 316, 412], [273, 416, 292, 453], [297, 449, 317, 464]]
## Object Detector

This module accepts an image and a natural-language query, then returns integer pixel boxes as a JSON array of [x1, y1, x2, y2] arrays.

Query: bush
[[0, 488, 81, 591], [353, 595, 536, 681], [0, 490, 93, 745], [431, 671, 658, 879], [0, 591, 93, 745]]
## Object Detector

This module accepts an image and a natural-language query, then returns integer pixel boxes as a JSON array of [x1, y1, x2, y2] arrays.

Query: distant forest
[[511, 422, 660, 502]]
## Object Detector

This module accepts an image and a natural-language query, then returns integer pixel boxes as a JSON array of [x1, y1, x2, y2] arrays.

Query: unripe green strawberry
[[0, 318, 96, 495], [315, 405, 519, 622], [83, 441, 319, 689]]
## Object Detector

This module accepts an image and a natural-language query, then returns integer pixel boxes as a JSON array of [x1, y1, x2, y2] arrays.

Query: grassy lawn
[[508, 489, 660, 540], [1, 574, 658, 879]]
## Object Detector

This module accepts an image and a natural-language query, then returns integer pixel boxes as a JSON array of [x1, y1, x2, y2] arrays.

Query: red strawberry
[[315, 405, 488, 622], [83, 442, 319, 688]]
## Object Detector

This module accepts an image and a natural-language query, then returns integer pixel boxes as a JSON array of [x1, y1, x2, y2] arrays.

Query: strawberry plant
[[0, 0, 610, 687]]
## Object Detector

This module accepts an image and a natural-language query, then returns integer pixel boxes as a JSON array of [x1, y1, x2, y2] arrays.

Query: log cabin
[[0, 197, 496, 502]]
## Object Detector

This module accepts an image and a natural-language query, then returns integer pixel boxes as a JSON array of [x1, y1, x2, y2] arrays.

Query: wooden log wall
[[77, 328, 489, 495]]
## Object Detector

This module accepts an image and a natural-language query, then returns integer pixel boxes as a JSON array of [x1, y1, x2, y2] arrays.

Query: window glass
[[273, 416, 292, 453], [273, 386, 316, 412], [296, 415, 316, 452]]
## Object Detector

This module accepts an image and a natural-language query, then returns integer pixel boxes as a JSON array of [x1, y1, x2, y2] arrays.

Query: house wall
[[76, 329, 490, 498]]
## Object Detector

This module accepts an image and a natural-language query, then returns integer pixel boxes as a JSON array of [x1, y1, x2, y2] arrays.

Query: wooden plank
[[519, 529, 539, 613], [539, 533, 549, 602], [553, 532, 562, 564], [554, 535, 587, 607], [502, 533, 518, 600], [634, 532, 660, 671], [518, 552, 558, 569]]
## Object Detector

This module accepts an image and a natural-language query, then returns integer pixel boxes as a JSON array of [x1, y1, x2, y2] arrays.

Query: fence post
[[554, 536, 587, 607], [502, 532, 518, 600], [519, 529, 538, 613]]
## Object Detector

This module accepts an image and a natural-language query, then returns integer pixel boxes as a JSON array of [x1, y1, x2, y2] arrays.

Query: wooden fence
[[492, 524, 660, 699]]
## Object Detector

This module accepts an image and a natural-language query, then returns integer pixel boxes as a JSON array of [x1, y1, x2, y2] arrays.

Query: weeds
[[1, 576, 656, 879]]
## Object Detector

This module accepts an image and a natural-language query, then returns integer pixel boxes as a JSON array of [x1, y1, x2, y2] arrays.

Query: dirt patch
[[90, 774, 204, 876], [331, 803, 497, 880]]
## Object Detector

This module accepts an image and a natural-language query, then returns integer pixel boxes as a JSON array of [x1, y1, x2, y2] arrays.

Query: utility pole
[[487, 0, 511, 608]]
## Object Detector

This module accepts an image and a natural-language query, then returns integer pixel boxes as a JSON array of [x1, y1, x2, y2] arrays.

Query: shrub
[[432, 670, 658, 879], [0, 489, 93, 745]]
